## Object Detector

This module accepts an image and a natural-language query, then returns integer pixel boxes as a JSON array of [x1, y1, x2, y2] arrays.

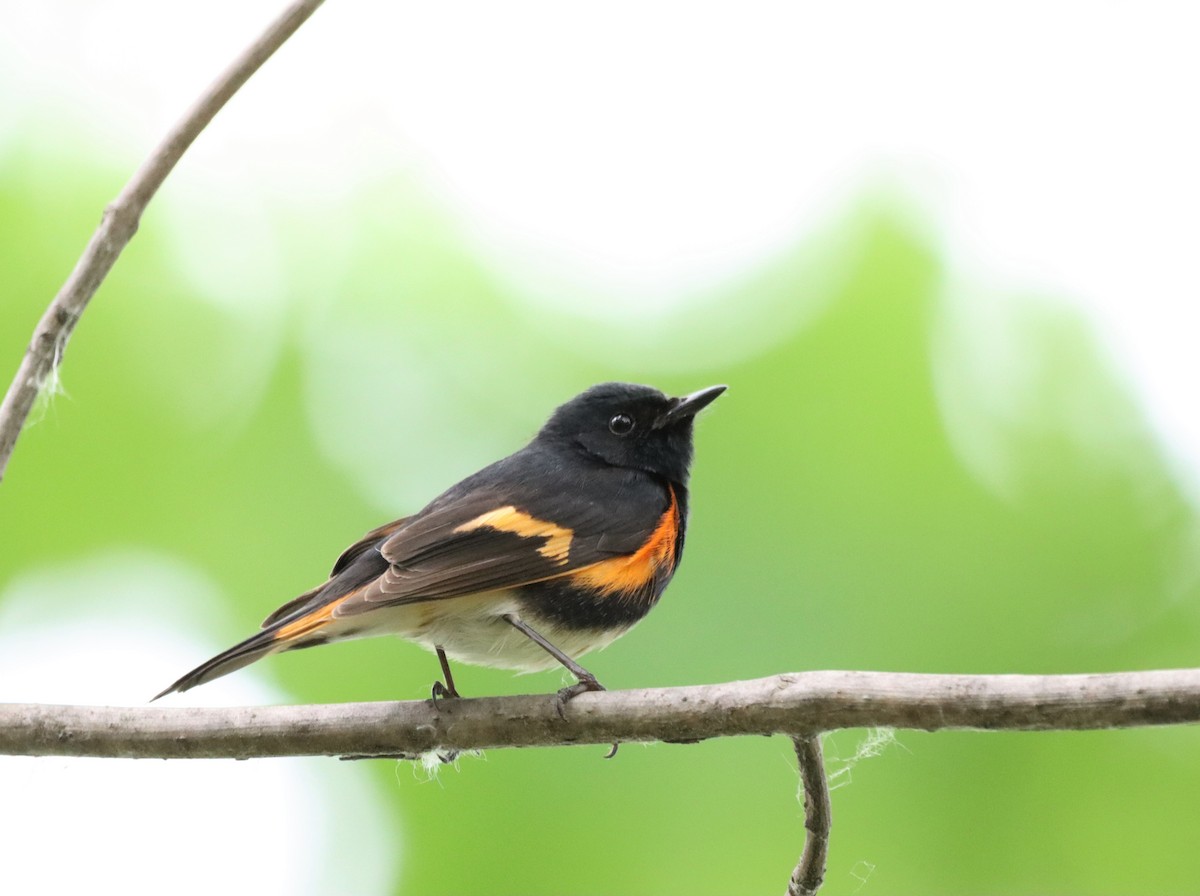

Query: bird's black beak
[[652, 385, 727, 429]]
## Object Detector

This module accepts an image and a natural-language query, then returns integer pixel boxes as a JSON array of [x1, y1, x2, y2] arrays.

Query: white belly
[[332, 591, 632, 672]]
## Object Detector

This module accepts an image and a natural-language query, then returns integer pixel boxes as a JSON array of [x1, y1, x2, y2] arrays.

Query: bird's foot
[[554, 674, 619, 758], [556, 672, 605, 706], [430, 679, 461, 706]]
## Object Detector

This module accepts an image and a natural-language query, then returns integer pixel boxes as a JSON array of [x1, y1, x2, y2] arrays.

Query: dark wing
[[332, 475, 666, 615], [324, 448, 672, 618], [330, 516, 413, 577], [258, 448, 669, 630]]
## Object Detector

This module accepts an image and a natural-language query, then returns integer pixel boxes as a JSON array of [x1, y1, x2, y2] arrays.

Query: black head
[[537, 382, 725, 484]]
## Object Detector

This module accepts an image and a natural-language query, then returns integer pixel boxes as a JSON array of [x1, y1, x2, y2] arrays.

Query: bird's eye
[[608, 413, 635, 436]]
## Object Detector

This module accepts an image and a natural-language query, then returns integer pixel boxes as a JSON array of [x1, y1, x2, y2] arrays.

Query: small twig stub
[[788, 734, 831, 896]]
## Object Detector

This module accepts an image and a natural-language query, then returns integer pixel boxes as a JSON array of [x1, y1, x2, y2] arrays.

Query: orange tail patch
[[273, 592, 354, 641]]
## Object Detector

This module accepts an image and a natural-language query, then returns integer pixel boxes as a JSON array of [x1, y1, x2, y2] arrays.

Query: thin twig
[[4, 668, 1200, 760], [0, 0, 325, 483], [788, 735, 831, 896]]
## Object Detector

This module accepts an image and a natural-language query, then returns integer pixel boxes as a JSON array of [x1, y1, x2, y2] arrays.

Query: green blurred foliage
[[3, 137, 1200, 895]]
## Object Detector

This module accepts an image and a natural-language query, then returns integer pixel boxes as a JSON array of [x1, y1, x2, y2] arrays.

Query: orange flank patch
[[454, 506, 574, 564], [274, 592, 353, 641], [572, 489, 679, 596]]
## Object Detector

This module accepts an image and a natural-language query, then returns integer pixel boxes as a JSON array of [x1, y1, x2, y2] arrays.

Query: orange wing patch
[[572, 489, 679, 596], [453, 506, 574, 564]]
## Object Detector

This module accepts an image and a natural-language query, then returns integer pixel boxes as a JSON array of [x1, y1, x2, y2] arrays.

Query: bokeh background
[[3, 2, 1200, 893]]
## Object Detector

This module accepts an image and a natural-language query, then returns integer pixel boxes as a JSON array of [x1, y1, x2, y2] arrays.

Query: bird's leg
[[431, 646, 462, 702], [502, 614, 618, 757], [502, 614, 605, 699]]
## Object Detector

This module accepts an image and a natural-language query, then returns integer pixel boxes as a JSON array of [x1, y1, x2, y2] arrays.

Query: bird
[[154, 382, 725, 704]]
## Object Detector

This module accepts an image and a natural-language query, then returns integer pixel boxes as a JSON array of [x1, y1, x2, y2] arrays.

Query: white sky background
[[4, 1, 1200, 488], [5, 1, 1198, 496], [1, 2, 1199, 889]]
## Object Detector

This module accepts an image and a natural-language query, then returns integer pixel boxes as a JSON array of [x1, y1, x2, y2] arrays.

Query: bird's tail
[[152, 588, 345, 701], [151, 628, 282, 701]]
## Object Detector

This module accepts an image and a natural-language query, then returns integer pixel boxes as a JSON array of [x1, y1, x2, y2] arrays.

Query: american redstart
[[155, 382, 724, 703]]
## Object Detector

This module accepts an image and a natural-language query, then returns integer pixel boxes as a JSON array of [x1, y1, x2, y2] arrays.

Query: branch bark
[[0, 0, 325, 484], [5, 668, 1200, 760]]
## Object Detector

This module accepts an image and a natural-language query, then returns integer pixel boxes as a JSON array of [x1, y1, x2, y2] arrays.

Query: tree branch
[[4, 668, 1200, 760], [0, 0, 325, 484], [788, 735, 831, 896], [7, 669, 1199, 895]]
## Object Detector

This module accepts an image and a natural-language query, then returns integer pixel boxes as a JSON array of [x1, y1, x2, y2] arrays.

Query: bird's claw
[[553, 675, 618, 758], [555, 674, 605, 710], [430, 679, 461, 706]]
